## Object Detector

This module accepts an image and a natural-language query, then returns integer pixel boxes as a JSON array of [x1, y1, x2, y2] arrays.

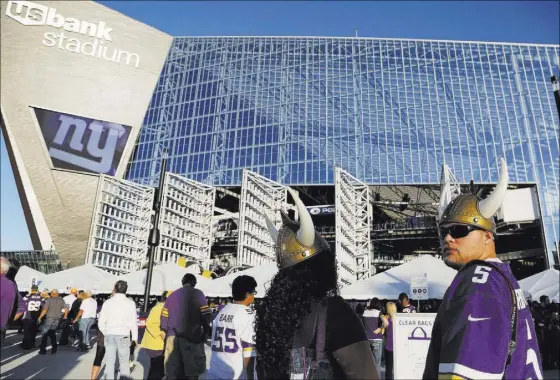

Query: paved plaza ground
[[1, 328, 558, 379]]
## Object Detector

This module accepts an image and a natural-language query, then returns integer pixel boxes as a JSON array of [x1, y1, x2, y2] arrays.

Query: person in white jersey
[[208, 275, 257, 380]]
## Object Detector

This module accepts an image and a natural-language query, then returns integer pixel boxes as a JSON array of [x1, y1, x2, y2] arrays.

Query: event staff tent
[[119, 263, 211, 296], [519, 268, 559, 303], [40, 264, 118, 294], [15, 266, 45, 292], [205, 262, 279, 298], [340, 255, 457, 300]]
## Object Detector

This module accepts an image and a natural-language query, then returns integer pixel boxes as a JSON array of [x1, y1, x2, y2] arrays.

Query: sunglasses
[[439, 225, 483, 240]]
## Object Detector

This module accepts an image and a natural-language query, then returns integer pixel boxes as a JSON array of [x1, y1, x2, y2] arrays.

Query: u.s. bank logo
[[5, 0, 113, 39], [34, 108, 131, 176], [5, 1, 141, 68]]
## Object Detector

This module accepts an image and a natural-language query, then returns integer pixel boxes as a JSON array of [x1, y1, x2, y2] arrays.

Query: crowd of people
[[0, 162, 559, 379]]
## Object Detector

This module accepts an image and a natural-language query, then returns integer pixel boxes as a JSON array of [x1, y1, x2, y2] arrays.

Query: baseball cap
[[71, 288, 78, 294]]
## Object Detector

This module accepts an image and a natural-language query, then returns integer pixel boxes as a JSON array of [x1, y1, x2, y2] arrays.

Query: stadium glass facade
[[126, 37, 560, 263]]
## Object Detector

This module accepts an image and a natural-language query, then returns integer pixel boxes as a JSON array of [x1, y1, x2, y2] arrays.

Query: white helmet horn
[[478, 157, 509, 219], [286, 187, 315, 246], [263, 212, 279, 243]]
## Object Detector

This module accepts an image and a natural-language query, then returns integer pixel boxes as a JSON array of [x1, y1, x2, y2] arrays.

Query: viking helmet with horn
[[439, 158, 509, 234], [263, 187, 331, 270]]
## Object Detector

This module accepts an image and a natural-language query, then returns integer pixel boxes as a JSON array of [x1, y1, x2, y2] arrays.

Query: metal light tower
[[143, 149, 169, 312]]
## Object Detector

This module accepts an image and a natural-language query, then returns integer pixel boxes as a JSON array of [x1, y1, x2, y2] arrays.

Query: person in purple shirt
[[382, 302, 397, 380], [423, 159, 543, 379], [398, 293, 416, 313], [0, 257, 25, 348], [21, 285, 43, 349], [161, 273, 212, 380]]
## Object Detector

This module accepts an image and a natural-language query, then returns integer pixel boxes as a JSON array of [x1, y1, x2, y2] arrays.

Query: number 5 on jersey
[[472, 266, 492, 284], [212, 327, 239, 353]]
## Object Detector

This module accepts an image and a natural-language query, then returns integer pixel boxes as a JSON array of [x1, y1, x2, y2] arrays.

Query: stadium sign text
[[307, 205, 335, 216], [5, 0, 140, 68]]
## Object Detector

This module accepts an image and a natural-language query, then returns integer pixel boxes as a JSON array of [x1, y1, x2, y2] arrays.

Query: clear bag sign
[[393, 313, 437, 379]]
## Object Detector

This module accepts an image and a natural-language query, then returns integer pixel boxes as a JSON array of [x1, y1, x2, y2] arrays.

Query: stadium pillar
[[143, 150, 168, 313]]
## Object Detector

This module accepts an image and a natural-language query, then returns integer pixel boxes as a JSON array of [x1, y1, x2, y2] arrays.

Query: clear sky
[[1, 1, 558, 251]]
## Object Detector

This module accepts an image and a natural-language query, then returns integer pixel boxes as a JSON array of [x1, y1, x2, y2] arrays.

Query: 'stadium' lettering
[[6, 0, 139, 67], [42, 32, 140, 68]]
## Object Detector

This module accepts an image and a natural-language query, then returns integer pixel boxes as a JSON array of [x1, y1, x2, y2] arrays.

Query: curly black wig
[[254, 248, 338, 379]]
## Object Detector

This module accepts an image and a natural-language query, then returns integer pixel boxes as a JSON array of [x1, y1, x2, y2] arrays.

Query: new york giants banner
[[34, 107, 131, 175]]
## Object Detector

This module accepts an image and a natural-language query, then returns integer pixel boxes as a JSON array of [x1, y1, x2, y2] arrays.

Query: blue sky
[[1, 1, 558, 251]]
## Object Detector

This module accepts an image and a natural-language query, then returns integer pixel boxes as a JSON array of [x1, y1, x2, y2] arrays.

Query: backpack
[[289, 299, 335, 380]]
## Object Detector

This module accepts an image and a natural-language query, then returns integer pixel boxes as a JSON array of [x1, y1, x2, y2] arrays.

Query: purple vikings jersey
[[24, 294, 43, 320], [423, 259, 543, 380], [402, 304, 416, 313]]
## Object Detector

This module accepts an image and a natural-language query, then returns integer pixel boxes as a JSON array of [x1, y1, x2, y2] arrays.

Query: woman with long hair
[[255, 188, 379, 379], [381, 302, 397, 380]]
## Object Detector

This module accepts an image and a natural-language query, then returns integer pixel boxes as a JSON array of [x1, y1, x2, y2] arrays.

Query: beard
[[443, 253, 464, 270]]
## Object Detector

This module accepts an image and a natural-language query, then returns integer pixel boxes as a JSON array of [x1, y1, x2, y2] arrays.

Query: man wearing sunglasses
[[424, 159, 543, 380]]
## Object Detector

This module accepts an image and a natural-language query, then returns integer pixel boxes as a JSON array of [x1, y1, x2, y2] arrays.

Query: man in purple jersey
[[21, 285, 43, 349], [398, 293, 416, 313], [423, 159, 543, 380]]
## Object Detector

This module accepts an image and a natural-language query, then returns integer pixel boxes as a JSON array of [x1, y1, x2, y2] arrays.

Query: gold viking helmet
[[263, 188, 331, 270], [439, 158, 509, 234]]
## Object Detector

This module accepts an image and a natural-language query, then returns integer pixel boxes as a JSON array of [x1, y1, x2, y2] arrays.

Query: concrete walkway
[[1, 329, 559, 379]]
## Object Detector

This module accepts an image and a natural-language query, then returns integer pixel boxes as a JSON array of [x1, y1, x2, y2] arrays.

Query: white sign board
[[410, 273, 429, 300], [393, 313, 436, 379]]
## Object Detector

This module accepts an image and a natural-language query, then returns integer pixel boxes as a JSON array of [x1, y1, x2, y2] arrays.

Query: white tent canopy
[[40, 264, 118, 294], [341, 255, 457, 300], [205, 262, 279, 298], [15, 266, 45, 292], [519, 268, 559, 303], [119, 263, 211, 296]]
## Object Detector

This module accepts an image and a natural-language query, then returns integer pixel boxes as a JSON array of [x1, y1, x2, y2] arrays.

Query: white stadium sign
[[5, 0, 141, 68], [393, 313, 437, 379]]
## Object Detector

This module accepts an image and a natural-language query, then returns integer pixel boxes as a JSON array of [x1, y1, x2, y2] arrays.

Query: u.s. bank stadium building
[[2, 1, 559, 283]]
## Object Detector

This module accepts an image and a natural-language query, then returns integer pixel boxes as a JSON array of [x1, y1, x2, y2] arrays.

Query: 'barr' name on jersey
[[208, 303, 256, 380]]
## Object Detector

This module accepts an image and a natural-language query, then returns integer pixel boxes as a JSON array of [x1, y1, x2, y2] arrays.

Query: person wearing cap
[[423, 159, 543, 379], [142, 290, 172, 380], [21, 285, 43, 349]]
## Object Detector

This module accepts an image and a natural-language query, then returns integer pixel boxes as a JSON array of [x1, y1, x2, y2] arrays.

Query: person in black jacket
[[70, 291, 84, 347], [59, 290, 84, 346]]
